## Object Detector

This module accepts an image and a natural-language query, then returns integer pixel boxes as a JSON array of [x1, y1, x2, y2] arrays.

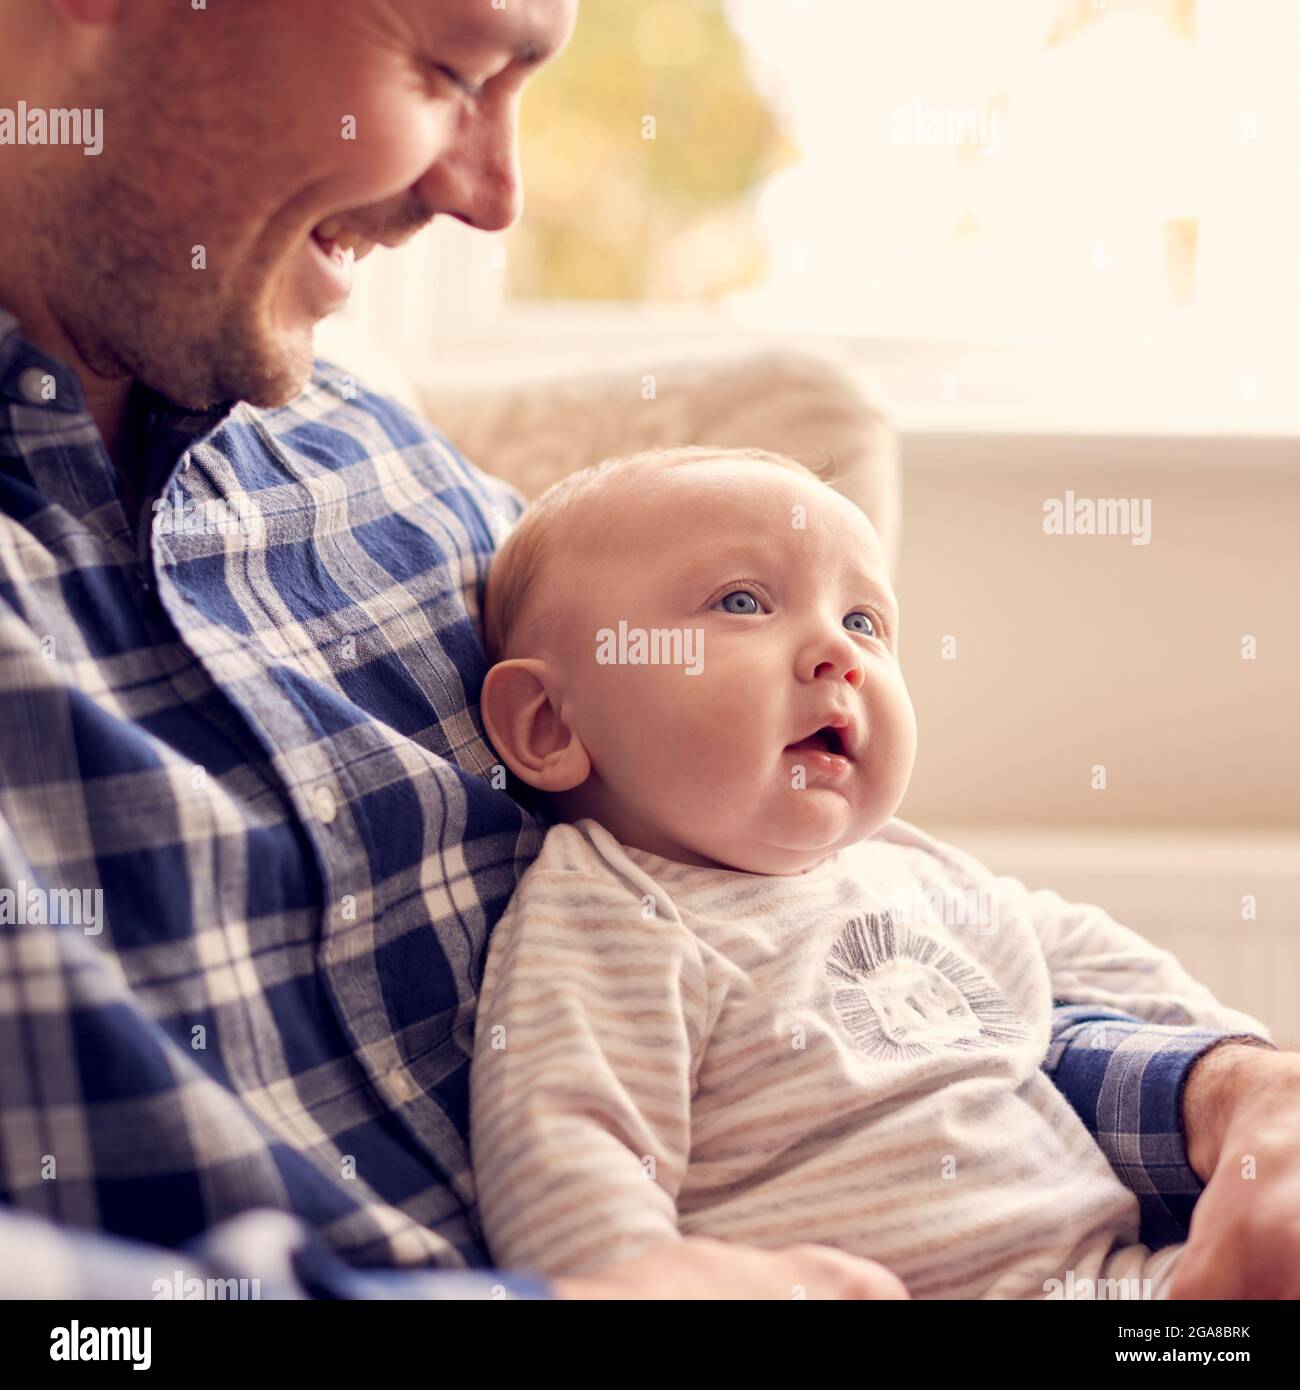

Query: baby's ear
[[480, 659, 591, 794]]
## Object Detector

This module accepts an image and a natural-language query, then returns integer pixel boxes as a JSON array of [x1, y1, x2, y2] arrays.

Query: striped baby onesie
[[470, 816, 1273, 1298]]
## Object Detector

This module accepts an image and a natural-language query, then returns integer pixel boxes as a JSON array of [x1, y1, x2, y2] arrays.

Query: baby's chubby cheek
[[858, 686, 919, 815], [642, 675, 753, 782], [591, 664, 767, 805]]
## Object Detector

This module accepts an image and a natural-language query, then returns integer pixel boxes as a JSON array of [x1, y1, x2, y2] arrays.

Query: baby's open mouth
[[786, 726, 846, 756]]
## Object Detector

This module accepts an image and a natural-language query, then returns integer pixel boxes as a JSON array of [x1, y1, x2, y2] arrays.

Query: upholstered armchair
[[319, 325, 900, 575]]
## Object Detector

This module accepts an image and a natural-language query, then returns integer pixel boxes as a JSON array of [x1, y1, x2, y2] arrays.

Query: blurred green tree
[[509, 0, 796, 301]]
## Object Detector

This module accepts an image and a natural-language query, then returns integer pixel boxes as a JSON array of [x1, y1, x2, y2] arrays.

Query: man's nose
[[415, 99, 524, 234]]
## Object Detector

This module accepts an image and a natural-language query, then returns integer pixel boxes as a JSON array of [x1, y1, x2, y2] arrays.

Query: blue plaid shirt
[[0, 308, 1274, 1298]]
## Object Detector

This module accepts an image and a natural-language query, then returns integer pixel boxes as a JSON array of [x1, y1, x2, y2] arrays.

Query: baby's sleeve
[[469, 864, 708, 1279], [999, 874, 1274, 1040]]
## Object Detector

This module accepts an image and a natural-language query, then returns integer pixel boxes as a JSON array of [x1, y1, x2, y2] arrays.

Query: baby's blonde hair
[[483, 445, 833, 667]]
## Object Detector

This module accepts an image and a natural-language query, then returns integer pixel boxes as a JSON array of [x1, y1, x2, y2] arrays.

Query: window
[[502, 0, 1300, 351]]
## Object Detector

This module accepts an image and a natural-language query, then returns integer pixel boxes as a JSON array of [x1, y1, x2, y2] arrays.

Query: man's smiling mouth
[[310, 217, 379, 264]]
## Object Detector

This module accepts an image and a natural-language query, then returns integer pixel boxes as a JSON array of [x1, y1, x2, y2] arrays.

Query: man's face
[[33, 0, 575, 411]]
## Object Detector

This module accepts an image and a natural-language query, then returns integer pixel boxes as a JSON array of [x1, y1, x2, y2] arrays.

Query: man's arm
[[0, 1205, 551, 1300], [1168, 1040, 1300, 1299], [1044, 1003, 1278, 1248], [1181, 1034, 1294, 1184], [0, 809, 549, 1303]]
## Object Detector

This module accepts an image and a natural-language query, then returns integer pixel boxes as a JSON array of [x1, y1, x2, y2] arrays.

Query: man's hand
[[552, 1235, 910, 1300], [1168, 1044, 1300, 1299]]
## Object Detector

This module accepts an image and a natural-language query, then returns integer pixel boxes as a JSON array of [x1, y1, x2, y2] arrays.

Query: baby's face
[[547, 459, 917, 875]]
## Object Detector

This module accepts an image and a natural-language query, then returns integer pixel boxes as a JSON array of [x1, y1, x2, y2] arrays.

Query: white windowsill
[[421, 301, 1300, 442]]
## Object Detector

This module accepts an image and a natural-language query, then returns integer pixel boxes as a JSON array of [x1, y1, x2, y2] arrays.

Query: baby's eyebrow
[[848, 571, 900, 620]]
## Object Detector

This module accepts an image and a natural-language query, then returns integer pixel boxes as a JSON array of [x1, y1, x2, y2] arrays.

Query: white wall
[[895, 429, 1300, 1038]]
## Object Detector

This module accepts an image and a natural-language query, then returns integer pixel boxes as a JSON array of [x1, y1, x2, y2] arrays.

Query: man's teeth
[[312, 219, 373, 257]]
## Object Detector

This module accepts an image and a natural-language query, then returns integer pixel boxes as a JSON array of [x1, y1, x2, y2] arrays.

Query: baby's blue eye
[[715, 590, 762, 615], [844, 611, 877, 637]]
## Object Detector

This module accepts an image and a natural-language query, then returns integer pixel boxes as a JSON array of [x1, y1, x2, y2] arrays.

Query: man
[[0, 0, 1294, 1300]]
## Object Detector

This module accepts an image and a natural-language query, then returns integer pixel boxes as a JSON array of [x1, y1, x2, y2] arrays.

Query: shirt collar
[[0, 306, 88, 414], [0, 304, 246, 540], [0, 304, 242, 444]]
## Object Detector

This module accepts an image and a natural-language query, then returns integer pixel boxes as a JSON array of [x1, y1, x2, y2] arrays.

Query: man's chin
[[237, 356, 315, 410], [211, 322, 317, 410]]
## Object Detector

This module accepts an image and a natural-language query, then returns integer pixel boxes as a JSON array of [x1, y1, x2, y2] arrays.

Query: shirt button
[[311, 785, 338, 824], [387, 1070, 418, 1104], [18, 367, 54, 405]]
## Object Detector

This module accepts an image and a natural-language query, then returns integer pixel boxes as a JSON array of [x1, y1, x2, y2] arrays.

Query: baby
[[469, 445, 1272, 1299]]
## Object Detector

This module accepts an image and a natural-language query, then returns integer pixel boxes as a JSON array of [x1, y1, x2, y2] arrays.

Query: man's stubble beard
[[38, 154, 314, 414], [32, 19, 317, 418]]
